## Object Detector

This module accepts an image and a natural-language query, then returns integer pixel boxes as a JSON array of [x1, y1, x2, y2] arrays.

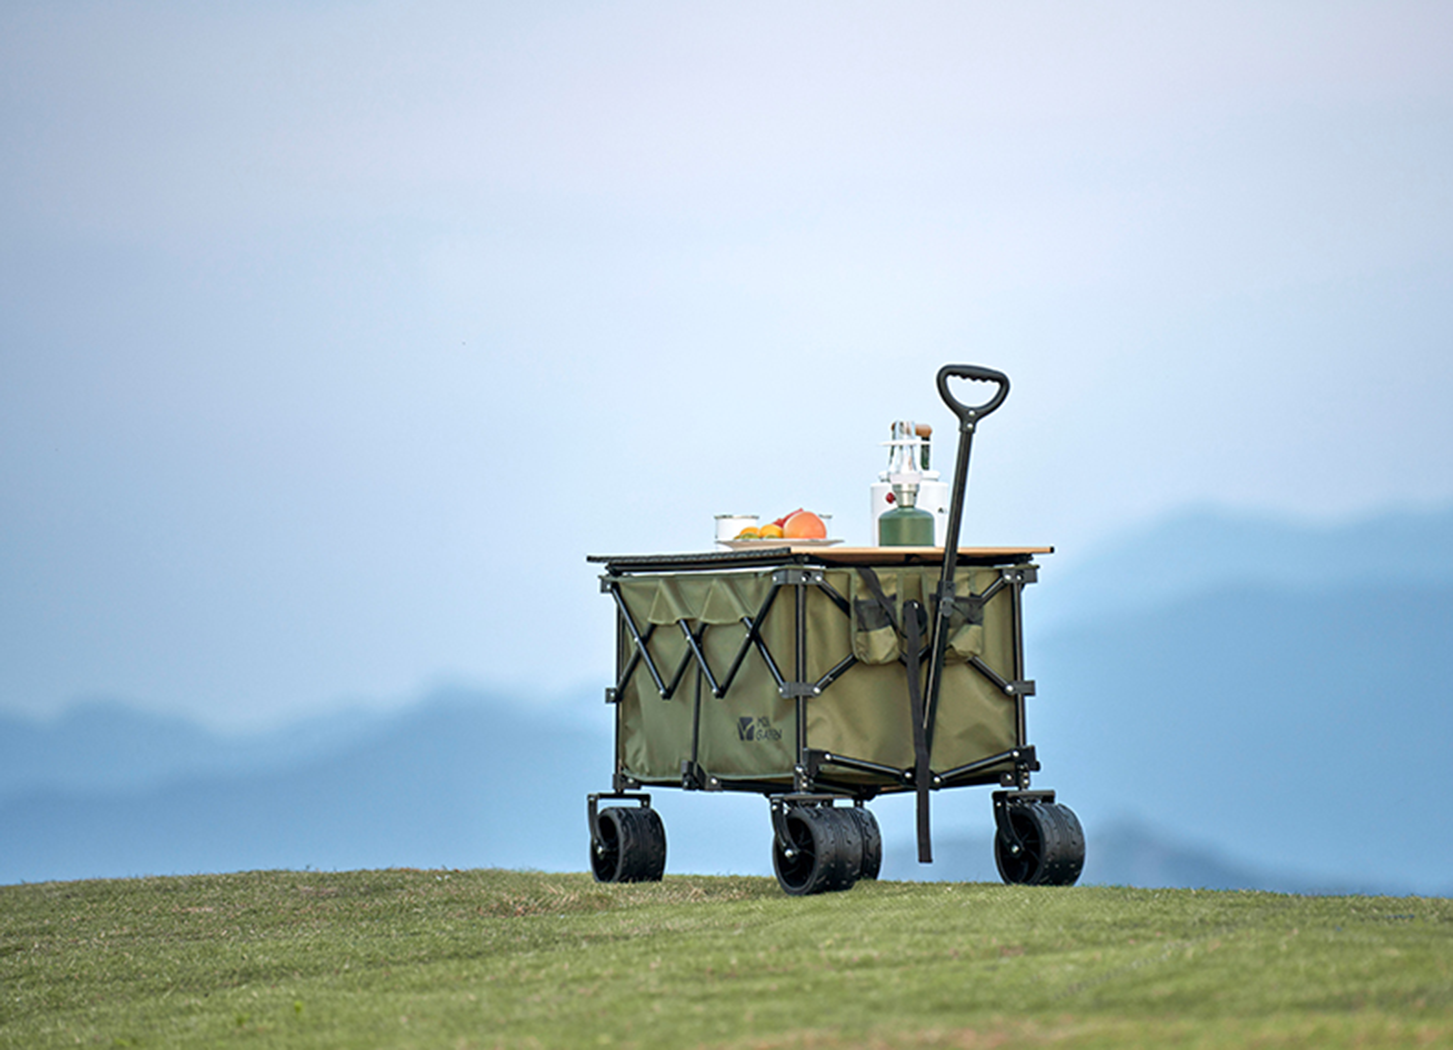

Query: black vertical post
[[1011, 575, 1028, 750], [612, 607, 626, 793], [689, 665, 703, 778], [794, 577, 808, 791]]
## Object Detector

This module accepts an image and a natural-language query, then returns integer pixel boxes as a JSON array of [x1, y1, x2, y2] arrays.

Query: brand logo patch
[[737, 716, 783, 742]]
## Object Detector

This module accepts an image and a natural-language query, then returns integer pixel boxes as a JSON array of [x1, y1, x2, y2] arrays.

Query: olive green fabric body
[[613, 566, 1023, 787]]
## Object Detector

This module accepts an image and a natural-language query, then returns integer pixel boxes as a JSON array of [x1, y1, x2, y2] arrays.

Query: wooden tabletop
[[589, 546, 1053, 572], [801, 545, 1053, 565]]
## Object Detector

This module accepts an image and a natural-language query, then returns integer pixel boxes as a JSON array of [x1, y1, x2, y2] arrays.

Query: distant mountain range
[[1035, 503, 1453, 632], [0, 700, 395, 800], [4, 506, 1450, 895], [0, 694, 611, 883]]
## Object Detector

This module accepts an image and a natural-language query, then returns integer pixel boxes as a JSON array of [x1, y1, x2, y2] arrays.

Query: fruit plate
[[716, 538, 844, 550]]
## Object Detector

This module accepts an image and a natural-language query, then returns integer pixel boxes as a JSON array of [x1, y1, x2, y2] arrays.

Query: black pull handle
[[936, 364, 1010, 427]]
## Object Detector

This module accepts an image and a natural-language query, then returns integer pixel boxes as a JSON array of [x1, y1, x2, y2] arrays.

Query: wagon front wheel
[[994, 801, 1085, 886], [772, 806, 863, 896], [591, 805, 667, 883]]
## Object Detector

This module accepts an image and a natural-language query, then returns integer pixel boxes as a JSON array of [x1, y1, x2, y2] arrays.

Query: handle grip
[[936, 364, 1010, 426]]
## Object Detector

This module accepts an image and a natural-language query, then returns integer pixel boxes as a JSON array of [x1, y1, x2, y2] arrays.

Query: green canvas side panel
[[615, 571, 794, 783], [616, 609, 695, 781], [804, 662, 917, 771], [694, 598, 795, 777], [927, 663, 1017, 772], [927, 566, 1017, 771]]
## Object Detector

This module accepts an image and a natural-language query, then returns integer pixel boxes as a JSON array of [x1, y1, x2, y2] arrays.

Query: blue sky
[[3, 1, 1451, 729]]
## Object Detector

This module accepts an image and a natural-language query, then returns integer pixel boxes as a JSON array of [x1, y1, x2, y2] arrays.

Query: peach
[[783, 511, 827, 539]]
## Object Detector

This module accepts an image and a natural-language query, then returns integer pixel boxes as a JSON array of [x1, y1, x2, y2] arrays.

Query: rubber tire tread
[[848, 807, 883, 881], [772, 807, 864, 896], [994, 802, 1085, 886], [591, 806, 667, 883]]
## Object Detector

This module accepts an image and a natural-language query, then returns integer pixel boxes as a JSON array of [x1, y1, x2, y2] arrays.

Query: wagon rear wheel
[[994, 801, 1084, 886], [591, 805, 667, 883]]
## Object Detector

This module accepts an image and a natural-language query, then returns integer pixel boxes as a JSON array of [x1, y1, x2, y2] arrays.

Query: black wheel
[[772, 806, 863, 896], [847, 806, 882, 880], [994, 802, 1085, 886], [591, 806, 666, 883]]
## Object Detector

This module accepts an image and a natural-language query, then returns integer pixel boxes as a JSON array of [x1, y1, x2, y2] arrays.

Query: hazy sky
[[3, 1, 1451, 728]]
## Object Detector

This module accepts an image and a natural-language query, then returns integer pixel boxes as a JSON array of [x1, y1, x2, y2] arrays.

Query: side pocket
[[851, 569, 902, 665], [936, 572, 986, 660]]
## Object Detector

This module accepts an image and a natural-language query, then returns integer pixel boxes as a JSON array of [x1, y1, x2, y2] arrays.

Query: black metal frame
[[590, 549, 1044, 819], [586, 791, 653, 849]]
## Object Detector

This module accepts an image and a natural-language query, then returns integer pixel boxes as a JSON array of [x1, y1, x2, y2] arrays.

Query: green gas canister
[[878, 483, 935, 546]]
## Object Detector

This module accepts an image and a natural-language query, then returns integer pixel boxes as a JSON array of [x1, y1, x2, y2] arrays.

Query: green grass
[[2, 869, 1450, 1049]]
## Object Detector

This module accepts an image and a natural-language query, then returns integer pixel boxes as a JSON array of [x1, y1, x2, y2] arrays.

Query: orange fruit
[[783, 511, 827, 539], [759, 523, 785, 539], [735, 526, 760, 539]]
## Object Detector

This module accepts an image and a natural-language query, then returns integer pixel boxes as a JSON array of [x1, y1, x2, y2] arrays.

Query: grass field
[[2, 868, 1450, 1049]]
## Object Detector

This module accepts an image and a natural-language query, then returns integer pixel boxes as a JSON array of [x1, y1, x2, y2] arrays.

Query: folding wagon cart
[[586, 366, 1085, 895]]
